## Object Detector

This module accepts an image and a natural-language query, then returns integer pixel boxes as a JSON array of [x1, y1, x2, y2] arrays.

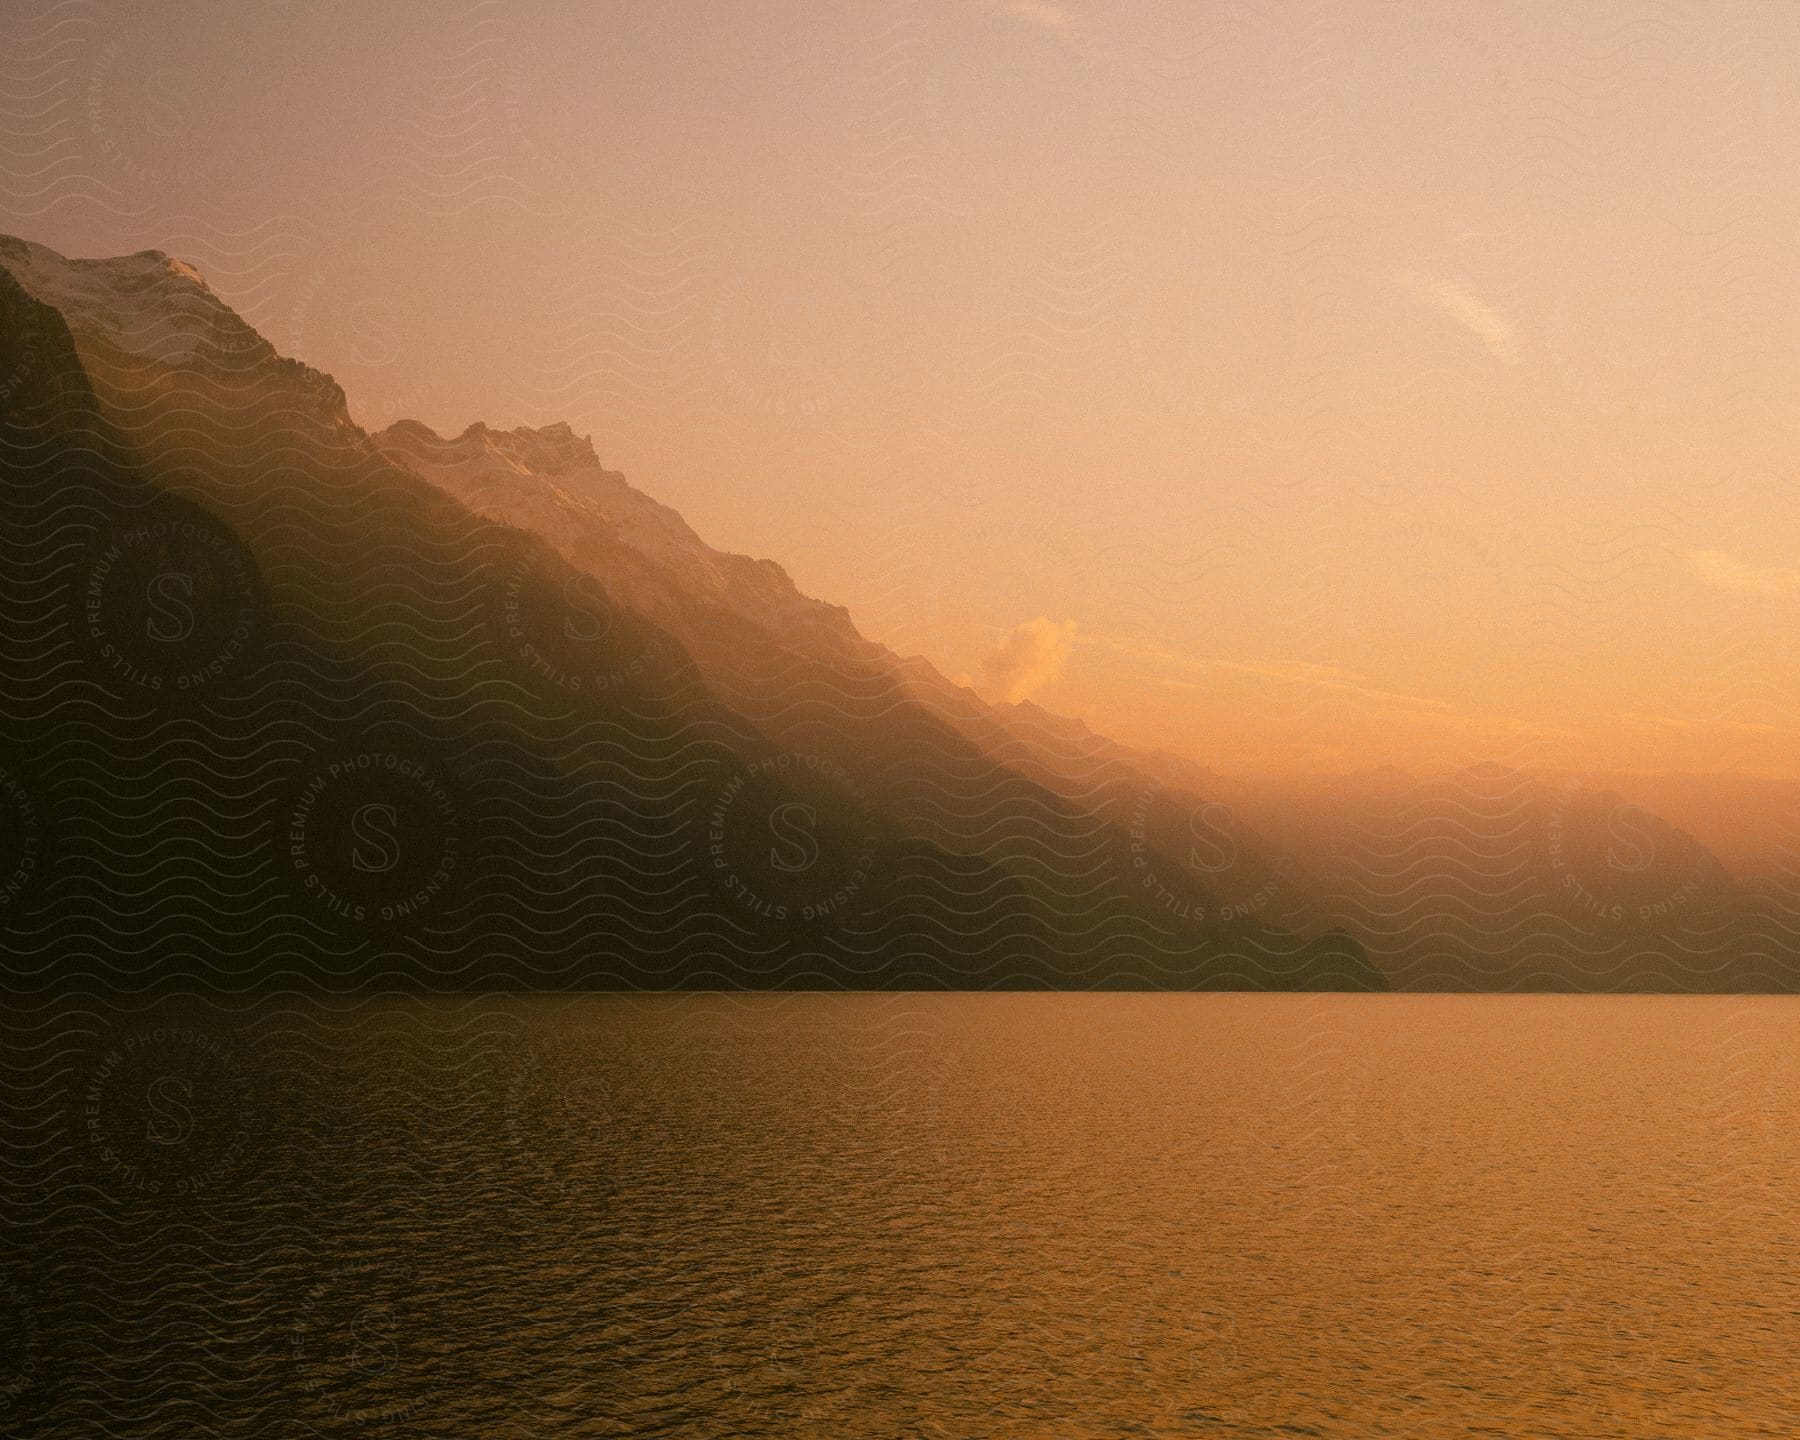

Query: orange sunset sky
[[7, 0, 1797, 778]]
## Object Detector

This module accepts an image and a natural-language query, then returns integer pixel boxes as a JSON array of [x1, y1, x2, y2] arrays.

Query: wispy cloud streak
[[1394, 272, 1520, 364], [979, 0, 1104, 56], [1687, 549, 1800, 597]]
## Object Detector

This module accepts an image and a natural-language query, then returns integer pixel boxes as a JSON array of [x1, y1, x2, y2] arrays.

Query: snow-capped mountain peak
[[372, 415, 859, 652], [0, 233, 357, 429], [0, 236, 237, 364]]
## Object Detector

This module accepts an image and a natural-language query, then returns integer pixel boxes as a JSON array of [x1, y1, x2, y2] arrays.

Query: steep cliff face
[[0, 235, 354, 424], [373, 416, 865, 653], [370, 412, 1359, 972], [0, 234, 1389, 992], [14, 233, 1778, 992]]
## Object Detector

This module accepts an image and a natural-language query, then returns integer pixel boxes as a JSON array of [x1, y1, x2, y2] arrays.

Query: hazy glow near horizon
[[6, 0, 1797, 776]]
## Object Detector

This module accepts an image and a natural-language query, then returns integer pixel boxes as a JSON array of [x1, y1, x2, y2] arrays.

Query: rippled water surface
[[11, 993, 1800, 1436]]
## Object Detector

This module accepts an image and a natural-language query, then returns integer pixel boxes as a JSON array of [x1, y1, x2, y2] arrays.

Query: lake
[[8, 992, 1800, 1436]]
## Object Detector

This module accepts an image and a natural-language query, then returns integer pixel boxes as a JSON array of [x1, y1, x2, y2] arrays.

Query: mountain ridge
[[0, 233, 1389, 992], [9, 232, 1793, 990]]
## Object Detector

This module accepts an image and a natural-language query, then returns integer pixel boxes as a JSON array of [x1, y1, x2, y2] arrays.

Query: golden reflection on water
[[569, 993, 1800, 1437], [30, 993, 1800, 1437]]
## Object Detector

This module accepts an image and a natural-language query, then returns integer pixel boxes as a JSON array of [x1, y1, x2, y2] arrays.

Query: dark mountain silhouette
[[362, 348, 1800, 996], [0, 235, 1385, 991], [369, 415, 1334, 967]]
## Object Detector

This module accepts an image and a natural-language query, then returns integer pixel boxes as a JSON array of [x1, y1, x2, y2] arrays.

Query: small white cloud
[[1687, 549, 1800, 597], [981, 617, 1078, 702], [1394, 272, 1519, 365]]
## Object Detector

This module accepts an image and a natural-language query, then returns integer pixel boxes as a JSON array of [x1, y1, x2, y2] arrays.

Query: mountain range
[[0, 234, 1793, 991], [0, 235, 1379, 991]]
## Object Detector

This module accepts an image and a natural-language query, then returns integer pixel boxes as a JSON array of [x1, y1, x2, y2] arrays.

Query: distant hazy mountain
[[9, 234, 1792, 991], [1206, 764, 1800, 991], [0, 235, 1382, 991], [365, 377, 1799, 993]]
